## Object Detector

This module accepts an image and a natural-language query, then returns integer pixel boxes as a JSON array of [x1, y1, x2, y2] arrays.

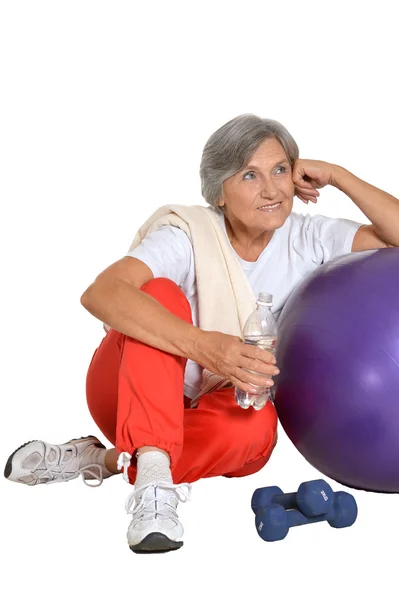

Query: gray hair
[[199, 114, 299, 211]]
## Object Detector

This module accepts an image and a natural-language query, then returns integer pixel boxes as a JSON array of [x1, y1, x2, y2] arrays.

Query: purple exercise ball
[[274, 247, 399, 493]]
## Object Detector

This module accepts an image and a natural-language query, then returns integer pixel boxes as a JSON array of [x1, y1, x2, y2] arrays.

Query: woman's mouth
[[257, 202, 282, 213]]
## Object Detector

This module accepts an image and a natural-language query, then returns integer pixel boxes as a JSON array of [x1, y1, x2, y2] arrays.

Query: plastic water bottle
[[235, 292, 278, 411]]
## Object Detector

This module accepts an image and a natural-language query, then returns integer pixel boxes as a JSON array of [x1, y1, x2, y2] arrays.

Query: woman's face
[[220, 137, 295, 233]]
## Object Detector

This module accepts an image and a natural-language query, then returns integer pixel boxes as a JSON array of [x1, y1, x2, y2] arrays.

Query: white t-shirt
[[127, 209, 362, 400]]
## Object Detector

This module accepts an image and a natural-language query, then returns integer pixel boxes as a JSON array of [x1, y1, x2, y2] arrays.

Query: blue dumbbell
[[252, 479, 334, 517], [255, 491, 358, 542]]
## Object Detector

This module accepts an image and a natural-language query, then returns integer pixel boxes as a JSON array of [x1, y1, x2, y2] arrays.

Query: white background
[[1, 1, 398, 599]]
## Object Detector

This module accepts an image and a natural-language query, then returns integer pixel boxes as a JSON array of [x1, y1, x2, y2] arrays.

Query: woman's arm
[[331, 166, 399, 250], [80, 256, 279, 393], [81, 257, 201, 359], [293, 159, 399, 251]]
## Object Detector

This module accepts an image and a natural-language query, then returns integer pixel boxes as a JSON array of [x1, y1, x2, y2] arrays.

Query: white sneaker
[[125, 481, 192, 553], [4, 436, 109, 487]]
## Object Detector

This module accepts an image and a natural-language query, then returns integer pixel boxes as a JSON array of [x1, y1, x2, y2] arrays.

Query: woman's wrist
[[183, 326, 208, 361]]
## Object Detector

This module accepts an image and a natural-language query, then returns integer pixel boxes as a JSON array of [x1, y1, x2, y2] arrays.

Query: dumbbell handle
[[261, 492, 331, 515], [268, 492, 298, 511], [286, 508, 330, 528]]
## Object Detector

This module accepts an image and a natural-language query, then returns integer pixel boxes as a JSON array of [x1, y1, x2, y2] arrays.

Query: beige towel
[[106, 204, 257, 400]]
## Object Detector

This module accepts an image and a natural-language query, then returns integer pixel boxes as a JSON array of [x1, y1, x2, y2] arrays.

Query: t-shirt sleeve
[[125, 225, 193, 287], [303, 213, 363, 264]]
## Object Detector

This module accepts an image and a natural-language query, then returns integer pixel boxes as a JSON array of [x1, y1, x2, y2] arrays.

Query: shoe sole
[[3, 435, 105, 481], [129, 533, 183, 554]]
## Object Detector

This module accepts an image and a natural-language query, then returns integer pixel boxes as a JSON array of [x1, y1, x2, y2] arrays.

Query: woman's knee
[[223, 452, 274, 478], [141, 277, 183, 295], [140, 277, 192, 322], [227, 401, 278, 455], [222, 403, 278, 477]]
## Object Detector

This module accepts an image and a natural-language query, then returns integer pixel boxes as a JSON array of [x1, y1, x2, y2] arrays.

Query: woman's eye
[[243, 166, 287, 180]]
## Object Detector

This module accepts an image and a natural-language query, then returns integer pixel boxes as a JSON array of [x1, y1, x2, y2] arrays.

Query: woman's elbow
[[80, 284, 98, 309]]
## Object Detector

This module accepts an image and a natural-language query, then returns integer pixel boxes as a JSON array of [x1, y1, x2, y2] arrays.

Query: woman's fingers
[[229, 374, 257, 394], [238, 355, 279, 377], [230, 372, 274, 394], [234, 360, 278, 389], [297, 193, 318, 204], [295, 186, 319, 200], [239, 343, 277, 366]]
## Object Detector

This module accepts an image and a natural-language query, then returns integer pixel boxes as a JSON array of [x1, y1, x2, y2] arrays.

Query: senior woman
[[5, 114, 399, 554]]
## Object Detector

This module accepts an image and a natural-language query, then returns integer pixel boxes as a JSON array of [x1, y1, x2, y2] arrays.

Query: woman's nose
[[260, 181, 279, 200]]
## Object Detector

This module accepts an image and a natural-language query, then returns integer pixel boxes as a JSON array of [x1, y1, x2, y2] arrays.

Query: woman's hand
[[192, 330, 280, 394], [292, 159, 338, 204]]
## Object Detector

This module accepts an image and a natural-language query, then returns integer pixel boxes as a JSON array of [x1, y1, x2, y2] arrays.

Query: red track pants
[[85, 278, 278, 484]]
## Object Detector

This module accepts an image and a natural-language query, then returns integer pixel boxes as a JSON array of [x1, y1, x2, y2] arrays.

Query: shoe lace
[[117, 451, 191, 525], [125, 481, 192, 526], [117, 451, 136, 483], [36, 445, 104, 488]]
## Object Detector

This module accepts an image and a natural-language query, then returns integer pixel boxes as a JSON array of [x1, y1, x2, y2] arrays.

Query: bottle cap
[[257, 292, 273, 306]]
